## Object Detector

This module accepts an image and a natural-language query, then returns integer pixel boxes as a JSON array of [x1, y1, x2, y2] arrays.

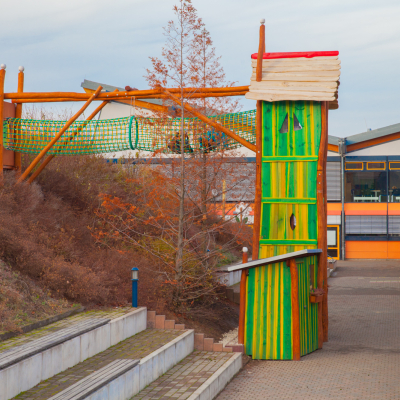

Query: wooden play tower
[[232, 20, 341, 360]]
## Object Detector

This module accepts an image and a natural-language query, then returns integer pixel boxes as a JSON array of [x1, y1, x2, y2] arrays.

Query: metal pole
[[131, 279, 138, 307], [340, 139, 346, 260]]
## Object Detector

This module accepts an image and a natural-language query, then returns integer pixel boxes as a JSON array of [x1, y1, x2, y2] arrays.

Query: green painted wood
[[296, 256, 319, 356], [245, 100, 322, 360], [245, 262, 293, 360]]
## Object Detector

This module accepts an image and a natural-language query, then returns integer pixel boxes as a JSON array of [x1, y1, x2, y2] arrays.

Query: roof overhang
[[217, 249, 322, 273]]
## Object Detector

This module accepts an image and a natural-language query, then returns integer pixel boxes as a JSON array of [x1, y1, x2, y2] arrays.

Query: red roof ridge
[[251, 51, 339, 60]]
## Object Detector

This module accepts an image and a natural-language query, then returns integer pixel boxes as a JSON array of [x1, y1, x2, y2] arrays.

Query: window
[[389, 162, 400, 170], [367, 162, 385, 170], [345, 170, 387, 202], [327, 162, 341, 201], [327, 226, 339, 259], [279, 113, 302, 133], [345, 162, 363, 170], [389, 216, 400, 235], [345, 215, 387, 235], [389, 169, 400, 202]]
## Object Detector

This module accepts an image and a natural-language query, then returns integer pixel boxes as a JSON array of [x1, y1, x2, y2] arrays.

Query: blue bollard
[[131, 267, 139, 307]]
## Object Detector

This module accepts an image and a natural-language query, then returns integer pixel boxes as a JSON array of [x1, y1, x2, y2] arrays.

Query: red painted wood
[[251, 51, 339, 59]]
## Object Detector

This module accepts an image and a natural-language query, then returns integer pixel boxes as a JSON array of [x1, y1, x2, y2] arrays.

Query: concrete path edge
[[187, 353, 242, 400], [85, 329, 195, 400]]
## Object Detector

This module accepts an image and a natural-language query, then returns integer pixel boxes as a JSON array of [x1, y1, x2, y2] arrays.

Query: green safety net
[[2, 110, 256, 155]]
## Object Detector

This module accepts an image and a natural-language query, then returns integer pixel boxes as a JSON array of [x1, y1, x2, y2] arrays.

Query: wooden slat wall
[[245, 261, 292, 360], [260, 100, 320, 255], [297, 256, 319, 356]]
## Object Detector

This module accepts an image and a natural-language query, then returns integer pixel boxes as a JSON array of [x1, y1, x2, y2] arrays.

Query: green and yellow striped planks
[[244, 256, 319, 359], [245, 261, 292, 360], [262, 101, 321, 158], [260, 100, 321, 257], [244, 100, 321, 359], [297, 255, 319, 356]]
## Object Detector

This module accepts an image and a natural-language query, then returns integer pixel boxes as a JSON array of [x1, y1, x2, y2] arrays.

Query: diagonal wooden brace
[[162, 88, 256, 153], [27, 90, 118, 183], [17, 86, 103, 183]]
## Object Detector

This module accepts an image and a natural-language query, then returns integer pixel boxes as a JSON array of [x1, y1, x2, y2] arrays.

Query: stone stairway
[[0, 308, 242, 400], [131, 351, 241, 400]]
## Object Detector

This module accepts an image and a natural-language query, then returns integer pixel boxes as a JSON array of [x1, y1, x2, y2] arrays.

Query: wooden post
[[317, 101, 328, 345], [0, 65, 5, 180], [17, 86, 102, 183], [322, 102, 329, 342], [27, 93, 114, 183], [222, 179, 226, 219], [162, 88, 256, 152], [14, 67, 24, 173], [251, 19, 265, 260], [242, 247, 248, 264], [238, 269, 247, 345], [289, 258, 301, 360]]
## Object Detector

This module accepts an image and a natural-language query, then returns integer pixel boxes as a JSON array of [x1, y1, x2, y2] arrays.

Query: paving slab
[[131, 351, 236, 400], [0, 307, 134, 353], [216, 260, 400, 400], [12, 329, 184, 400]]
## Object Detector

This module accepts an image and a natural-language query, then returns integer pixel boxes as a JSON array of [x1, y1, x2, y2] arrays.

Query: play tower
[[231, 21, 341, 360]]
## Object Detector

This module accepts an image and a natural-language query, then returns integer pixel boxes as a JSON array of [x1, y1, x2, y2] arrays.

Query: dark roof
[[327, 122, 400, 148], [345, 122, 400, 145]]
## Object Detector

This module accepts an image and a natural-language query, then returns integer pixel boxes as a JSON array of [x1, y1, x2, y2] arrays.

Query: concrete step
[[131, 351, 242, 400], [0, 307, 147, 400], [10, 328, 193, 400], [225, 283, 240, 305]]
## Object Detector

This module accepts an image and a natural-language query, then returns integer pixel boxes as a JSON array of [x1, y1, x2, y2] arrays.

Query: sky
[[1, 0, 400, 138]]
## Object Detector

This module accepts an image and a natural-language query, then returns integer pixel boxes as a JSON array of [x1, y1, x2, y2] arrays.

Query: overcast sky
[[1, 0, 400, 138]]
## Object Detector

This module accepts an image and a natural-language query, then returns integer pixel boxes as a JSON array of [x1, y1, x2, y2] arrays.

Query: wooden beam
[[27, 93, 114, 184], [347, 131, 400, 153], [238, 270, 247, 345], [317, 101, 328, 345], [322, 102, 329, 343], [5, 86, 249, 101], [0, 67, 5, 179], [251, 20, 265, 260], [17, 86, 102, 183], [11, 91, 248, 103], [162, 88, 256, 152], [328, 143, 338, 152], [289, 258, 301, 361], [14, 69, 24, 173]]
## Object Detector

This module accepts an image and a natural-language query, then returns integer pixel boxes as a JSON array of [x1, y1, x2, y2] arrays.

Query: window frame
[[345, 162, 363, 171], [366, 162, 386, 171], [389, 161, 400, 170]]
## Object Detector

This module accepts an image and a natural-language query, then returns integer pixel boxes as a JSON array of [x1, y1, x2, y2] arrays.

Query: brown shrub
[[0, 170, 141, 306]]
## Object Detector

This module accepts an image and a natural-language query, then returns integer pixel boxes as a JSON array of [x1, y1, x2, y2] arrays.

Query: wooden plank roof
[[217, 249, 322, 273]]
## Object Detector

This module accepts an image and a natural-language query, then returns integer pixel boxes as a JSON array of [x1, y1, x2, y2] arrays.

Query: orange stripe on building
[[344, 203, 387, 215], [327, 203, 341, 215], [388, 203, 400, 215]]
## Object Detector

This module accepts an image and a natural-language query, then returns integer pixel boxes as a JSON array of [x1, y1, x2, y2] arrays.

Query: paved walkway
[[13, 329, 184, 399], [132, 351, 235, 400], [217, 260, 400, 399]]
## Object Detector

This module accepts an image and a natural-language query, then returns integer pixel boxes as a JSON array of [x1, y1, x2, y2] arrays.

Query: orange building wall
[[346, 241, 400, 259]]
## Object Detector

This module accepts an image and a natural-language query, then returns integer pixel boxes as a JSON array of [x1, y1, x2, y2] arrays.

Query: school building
[[326, 122, 400, 260]]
